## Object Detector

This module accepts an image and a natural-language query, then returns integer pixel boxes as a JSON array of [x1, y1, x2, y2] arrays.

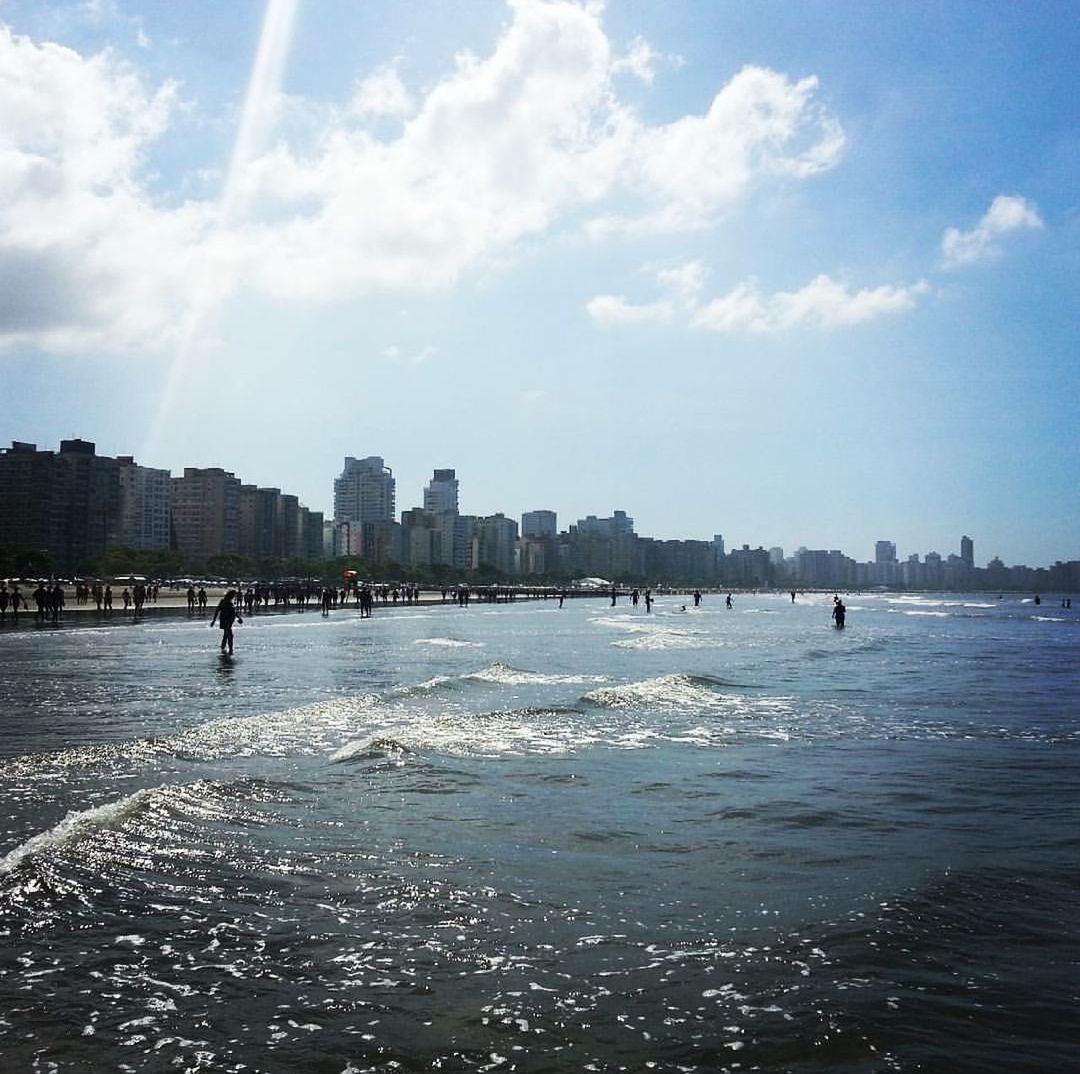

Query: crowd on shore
[[0, 578, 606, 627]]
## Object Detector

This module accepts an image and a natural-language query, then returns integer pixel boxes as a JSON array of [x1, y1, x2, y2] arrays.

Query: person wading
[[211, 590, 243, 655]]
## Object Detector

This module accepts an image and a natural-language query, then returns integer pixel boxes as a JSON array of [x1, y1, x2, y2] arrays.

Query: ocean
[[0, 591, 1077, 1072]]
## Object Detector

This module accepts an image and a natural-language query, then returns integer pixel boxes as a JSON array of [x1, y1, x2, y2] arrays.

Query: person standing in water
[[211, 590, 243, 655], [832, 597, 846, 629]]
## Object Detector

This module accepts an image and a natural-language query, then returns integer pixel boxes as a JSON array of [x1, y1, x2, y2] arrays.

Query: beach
[[1, 590, 1077, 1072]]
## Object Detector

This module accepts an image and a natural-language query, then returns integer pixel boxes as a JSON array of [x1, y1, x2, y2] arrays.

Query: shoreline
[[0, 585, 592, 631]]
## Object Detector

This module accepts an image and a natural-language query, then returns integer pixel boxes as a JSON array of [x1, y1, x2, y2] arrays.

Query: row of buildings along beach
[[1, 439, 1077, 592]]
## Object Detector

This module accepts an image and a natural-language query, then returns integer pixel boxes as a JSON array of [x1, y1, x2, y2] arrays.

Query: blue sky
[[1, 0, 1076, 568]]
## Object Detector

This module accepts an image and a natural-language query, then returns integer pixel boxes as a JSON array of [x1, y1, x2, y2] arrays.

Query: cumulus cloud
[[589, 66, 844, 237], [350, 63, 414, 119], [940, 194, 1044, 269], [692, 275, 929, 333], [611, 35, 681, 84], [0, 0, 845, 352], [586, 294, 674, 326], [0, 24, 216, 350], [588, 262, 928, 334], [656, 259, 707, 302]]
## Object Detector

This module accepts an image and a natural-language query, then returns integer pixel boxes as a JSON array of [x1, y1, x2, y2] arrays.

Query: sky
[[1, 0, 1077, 568]]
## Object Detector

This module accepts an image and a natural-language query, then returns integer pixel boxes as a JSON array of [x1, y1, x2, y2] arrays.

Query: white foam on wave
[[413, 638, 483, 648], [585, 673, 722, 711], [330, 706, 600, 760], [590, 614, 642, 628], [0, 787, 158, 876], [467, 663, 605, 687], [611, 629, 714, 651], [170, 694, 380, 760]]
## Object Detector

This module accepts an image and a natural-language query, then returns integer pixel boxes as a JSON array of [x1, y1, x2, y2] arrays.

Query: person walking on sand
[[211, 590, 243, 655]]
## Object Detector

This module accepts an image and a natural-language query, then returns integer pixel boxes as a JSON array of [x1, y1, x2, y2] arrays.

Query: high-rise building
[[423, 469, 459, 514], [521, 510, 557, 538], [333, 456, 396, 560], [475, 513, 519, 574], [0, 441, 60, 567], [334, 457, 395, 526], [116, 456, 172, 551], [960, 535, 974, 569], [171, 467, 241, 562], [875, 540, 897, 564], [572, 510, 634, 539], [52, 439, 122, 573], [520, 511, 558, 576]]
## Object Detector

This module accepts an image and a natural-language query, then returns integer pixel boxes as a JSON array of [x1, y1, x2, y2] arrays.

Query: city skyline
[[1, 2, 1077, 567], [6, 435, 1070, 574]]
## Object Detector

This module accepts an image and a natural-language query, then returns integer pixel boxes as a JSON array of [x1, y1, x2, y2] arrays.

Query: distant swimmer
[[832, 597, 846, 629], [725, 593, 733, 609], [791, 590, 796, 603], [693, 590, 702, 607], [211, 590, 243, 655]]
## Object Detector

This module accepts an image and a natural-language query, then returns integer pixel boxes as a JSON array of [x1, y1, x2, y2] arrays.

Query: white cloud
[[589, 264, 928, 334], [656, 259, 707, 303], [384, 343, 436, 365], [0, 0, 846, 352], [589, 66, 844, 237], [940, 194, 1044, 269], [586, 294, 673, 326], [611, 35, 682, 84], [350, 63, 414, 119], [0, 23, 209, 350], [692, 275, 929, 333]]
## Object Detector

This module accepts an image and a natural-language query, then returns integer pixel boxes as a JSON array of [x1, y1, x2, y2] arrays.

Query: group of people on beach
[[0, 583, 26, 621]]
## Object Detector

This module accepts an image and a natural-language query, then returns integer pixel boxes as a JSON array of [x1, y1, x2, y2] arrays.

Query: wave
[[464, 662, 605, 687], [328, 705, 594, 760], [329, 736, 411, 764], [610, 629, 714, 651], [0, 787, 159, 877], [582, 673, 758, 712], [413, 637, 484, 648], [0, 693, 384, 780]]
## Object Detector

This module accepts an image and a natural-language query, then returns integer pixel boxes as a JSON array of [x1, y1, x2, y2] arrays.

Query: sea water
[[0, 592, 1077, 1072]]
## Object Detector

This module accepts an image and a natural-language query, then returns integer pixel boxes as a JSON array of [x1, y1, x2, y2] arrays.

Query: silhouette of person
[[832, 597, 846, 629], [211, 590, 243, 655], [725, 593, 733, 609]]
